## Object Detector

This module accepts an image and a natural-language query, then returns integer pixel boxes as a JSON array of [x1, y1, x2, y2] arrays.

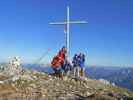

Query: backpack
[[57, 50, 65, 61], [51, 56, 61, 68]]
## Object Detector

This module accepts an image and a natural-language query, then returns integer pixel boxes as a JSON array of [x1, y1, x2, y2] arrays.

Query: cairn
[[4, 56, 22, 76]]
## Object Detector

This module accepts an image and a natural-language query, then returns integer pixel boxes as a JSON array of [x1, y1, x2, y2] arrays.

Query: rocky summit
[[0, 70, 133, 100], [0, 58, 133, 100]]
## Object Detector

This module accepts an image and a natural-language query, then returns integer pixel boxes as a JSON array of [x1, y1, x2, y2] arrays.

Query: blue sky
[[0, 0, 133, 66]]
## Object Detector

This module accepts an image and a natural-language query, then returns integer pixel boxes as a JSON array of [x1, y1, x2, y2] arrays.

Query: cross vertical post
[[66, 6, 70, 60]]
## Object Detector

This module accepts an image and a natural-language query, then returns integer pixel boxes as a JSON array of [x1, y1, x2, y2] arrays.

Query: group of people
[[51, 46, 86, 80], [72, 53, 85, 79]]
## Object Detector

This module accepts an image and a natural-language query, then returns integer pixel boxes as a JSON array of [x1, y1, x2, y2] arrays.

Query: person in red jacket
[[51, 46, 67, 79]]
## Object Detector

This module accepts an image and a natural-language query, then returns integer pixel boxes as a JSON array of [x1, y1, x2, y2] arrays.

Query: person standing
[[72, 54, 80, 78], [79, 53, 86, 79]]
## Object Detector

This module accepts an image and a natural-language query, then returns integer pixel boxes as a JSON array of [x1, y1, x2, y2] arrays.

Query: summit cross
[[49, 6, 87, 60]]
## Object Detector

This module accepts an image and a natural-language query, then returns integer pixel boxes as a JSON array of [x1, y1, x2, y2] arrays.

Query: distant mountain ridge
[[85, 67, 133, 91], [22, 64, 133, 91]]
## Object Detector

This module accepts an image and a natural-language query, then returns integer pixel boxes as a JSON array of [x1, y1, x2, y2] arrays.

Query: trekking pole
[[34, 48, 51, 65]]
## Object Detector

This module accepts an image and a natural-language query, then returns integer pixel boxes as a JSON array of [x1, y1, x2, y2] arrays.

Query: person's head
[[80, 53, 85, 62], [61, 46, 67, 53], [79, 53, 84, 57], [74, 54, 78, 57], [79, 52, 82, 56]]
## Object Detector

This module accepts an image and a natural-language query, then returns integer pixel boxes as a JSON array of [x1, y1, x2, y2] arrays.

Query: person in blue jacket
[[78, 53, 85, 78], [72, 54, 80, 78]]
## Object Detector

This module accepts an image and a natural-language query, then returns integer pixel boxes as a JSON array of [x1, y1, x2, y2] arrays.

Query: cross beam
[[49, 6, 87, 60]]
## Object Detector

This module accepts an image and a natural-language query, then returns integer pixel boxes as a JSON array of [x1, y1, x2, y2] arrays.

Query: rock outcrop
[[0, 57, 22, 76]]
